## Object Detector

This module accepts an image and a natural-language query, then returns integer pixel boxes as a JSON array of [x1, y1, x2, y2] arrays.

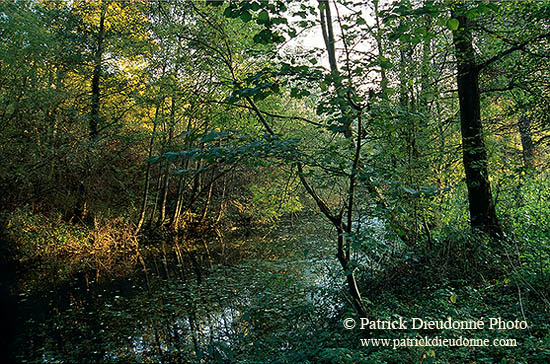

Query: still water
[[13, 220, 351, 363]]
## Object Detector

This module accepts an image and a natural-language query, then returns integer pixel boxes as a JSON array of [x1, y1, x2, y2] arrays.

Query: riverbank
[[8, 215, 550, 363]]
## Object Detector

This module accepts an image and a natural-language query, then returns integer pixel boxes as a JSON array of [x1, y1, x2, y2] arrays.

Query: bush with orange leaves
[[5, 207, 140, 289]]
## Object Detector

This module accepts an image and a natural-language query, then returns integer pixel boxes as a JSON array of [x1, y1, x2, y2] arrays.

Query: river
[[12, 218, 349, 363]]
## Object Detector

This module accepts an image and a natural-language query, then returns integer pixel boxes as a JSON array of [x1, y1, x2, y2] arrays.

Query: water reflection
[[14, 223, 345, 363]]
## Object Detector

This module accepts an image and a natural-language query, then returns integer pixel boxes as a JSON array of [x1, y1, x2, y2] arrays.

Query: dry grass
[[6, 207, 141, 288]]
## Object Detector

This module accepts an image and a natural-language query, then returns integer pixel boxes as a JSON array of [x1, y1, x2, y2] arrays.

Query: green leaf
[[272, 17, 287, 25], [379, 55, 392, 69], [257, 10, 269, 24], [466, 8, 480, 19], [270, 82, 280, 93], [206, 0, 224, 6], [485, 3, 499, 12], [447, 18, 459, 31], [240, 10, 252, 22], [213, 348, 223, 363], [177, 130, 192, 138], [253, 29, 273, 44], [223, 6, 233, 18], [200, 130, 229, 143], [225, 95, 238, 103], [402, 186, 418, 194], [164, 152, 179, 160]]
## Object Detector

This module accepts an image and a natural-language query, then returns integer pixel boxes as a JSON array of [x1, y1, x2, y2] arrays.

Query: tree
[[451, 10, 503, 239], [450, 1, 550, 238], [207, 0, 398, 316]]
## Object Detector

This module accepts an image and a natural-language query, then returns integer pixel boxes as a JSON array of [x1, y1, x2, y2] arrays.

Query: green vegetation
[[1, 1, 549, 363]]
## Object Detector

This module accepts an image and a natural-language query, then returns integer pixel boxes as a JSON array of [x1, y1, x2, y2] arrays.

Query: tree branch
[[297, 164, 341, 227], [204, 98, 325, 128], [476, 31, 550, 72], [244, 96, 275, 135]]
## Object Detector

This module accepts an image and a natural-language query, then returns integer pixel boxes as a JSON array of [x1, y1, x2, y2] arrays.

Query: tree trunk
[[90, 0, 106, 140], [150, 168, 163, 225], [136, 103, 161, 232], [158, 160, 170, 225], [171, 116, 193, 229], [318, 0, 367, 315], [159, 98, 175, 225], [452, 14, 503, 239], [518, 113, 534, 168], [200, 181, 213, 224], [318, 0, 351, 138], [373, 0, 387, 90], [171, 164, 186, 229], [318, 0, 338, 74]]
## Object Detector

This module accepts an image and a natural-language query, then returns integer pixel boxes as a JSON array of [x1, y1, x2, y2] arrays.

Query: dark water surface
[[12, 220, 346, 363]]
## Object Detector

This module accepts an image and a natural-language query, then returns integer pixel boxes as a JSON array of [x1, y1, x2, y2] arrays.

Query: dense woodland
[[1, 0, 550, 363]]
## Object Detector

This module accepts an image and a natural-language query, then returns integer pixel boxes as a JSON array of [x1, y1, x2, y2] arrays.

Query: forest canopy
[[1, 0, 550, 363]]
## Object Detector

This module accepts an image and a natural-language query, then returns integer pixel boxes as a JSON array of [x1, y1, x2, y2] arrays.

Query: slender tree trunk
[[171, 162, 186, 228], [398, 20, 410, 109], [171, 116, 193, 228], [336, 227, 367, 316], [136, 103, 161, 232], [150, 168, 162, 225], [452, 14, 503, 239], [518, 113, 534, 168], [90, 0, 106, 140], [188, 119, 208, 218], [171, 165, 186, 228], [373, 0, 387, 90], [158, 164, 171, 225], [200, 181, 214, 223], [419, 6, 432, 113], [318, 0, 353, 138], [318, 0, 338, 74], [76, 1, 106, 222], [159, 98, 175, 225], [190, 158, 203, 207], [314, 0, 366, 316], [215, 175, 227, 223]]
